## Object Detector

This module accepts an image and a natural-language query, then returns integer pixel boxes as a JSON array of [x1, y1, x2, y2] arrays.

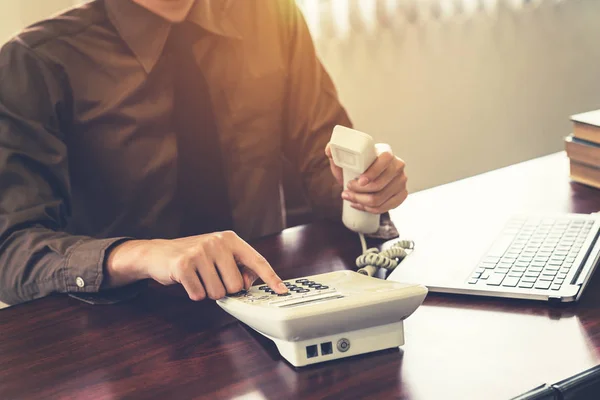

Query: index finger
[[355, 143, 394, 187], [226, 232, 288, 294]]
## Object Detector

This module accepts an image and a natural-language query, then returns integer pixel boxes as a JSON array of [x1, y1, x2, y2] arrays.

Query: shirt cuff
[[63, 237, 131, 293]]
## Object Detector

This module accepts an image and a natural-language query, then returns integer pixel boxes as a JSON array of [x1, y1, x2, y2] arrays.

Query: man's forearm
[[102, 239, 150, 289]]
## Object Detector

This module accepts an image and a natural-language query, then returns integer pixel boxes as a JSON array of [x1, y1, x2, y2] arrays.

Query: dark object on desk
[[512, 384, 558, 400], [365, 212, 400, 240], [554, 364, 600, 400], [512, 364, 600, 400]]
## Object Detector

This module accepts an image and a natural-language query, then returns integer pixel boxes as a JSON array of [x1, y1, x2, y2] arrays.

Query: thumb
[[240, 264, 258, 290]]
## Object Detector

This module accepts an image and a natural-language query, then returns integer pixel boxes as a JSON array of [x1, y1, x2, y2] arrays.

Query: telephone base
[[262, 321, 405, 367]]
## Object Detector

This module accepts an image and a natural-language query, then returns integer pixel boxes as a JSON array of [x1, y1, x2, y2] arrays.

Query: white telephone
[[217, 271, 427, 367], [217, 126, 427, 367]]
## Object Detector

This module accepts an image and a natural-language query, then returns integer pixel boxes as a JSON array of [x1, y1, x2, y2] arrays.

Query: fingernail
[[277, 282, 288, 293], [341, 191, 350, 200], [358, 177, 369, 186]]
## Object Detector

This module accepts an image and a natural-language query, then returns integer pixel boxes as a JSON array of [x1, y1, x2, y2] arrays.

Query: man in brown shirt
[[0, 0, 408, 305]]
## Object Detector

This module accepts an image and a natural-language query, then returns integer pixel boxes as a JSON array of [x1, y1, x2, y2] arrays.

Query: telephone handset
[[216, 127, 427, 367], [329, 125, 380, 234]]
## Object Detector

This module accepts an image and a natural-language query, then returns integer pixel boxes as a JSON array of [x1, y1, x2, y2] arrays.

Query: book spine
[[573, 122, 600, 145], [570, 161, 600, 190], [565, 140, 600, 169]]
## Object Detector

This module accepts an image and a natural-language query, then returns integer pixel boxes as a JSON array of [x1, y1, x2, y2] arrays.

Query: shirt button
[[76, 277, 85, 288]]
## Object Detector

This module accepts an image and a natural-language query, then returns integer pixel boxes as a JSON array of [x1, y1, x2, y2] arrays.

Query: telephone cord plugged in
[[356, 233, 415, 277]]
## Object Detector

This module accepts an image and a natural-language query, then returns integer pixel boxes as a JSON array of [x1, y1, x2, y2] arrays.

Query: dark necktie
[[165, 21, 234, 236]]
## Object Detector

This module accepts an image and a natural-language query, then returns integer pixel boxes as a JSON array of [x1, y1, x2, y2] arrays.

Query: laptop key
[[480, 271, 491, 279], [518, 281, 535, 289], [501, 277, 520, 287], [483, 256, 501, 263], [486, 273, 506, 286], [541, 270, 557, 277], [531, 262, 546, 268], [521, 276, 537, 283], [551, 284, 561, 290], [468, 278, 478, 284], [515, 261, 530, 267], [535, 280, 552, 290]]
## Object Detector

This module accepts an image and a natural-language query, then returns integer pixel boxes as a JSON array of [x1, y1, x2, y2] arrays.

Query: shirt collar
[[104, 0, 240, 73]]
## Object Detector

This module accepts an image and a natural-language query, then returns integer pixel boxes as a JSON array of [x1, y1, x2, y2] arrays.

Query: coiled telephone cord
[[356, 233, 415, 277]]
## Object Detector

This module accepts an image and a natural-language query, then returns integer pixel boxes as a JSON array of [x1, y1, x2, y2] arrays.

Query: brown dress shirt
[[0, 0, 351, 305]]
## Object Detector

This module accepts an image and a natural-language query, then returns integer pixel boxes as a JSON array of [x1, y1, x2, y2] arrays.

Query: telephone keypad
[[233, 279, 337, 304]]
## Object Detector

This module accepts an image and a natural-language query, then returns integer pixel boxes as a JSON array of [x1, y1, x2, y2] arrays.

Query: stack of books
[[566, 110, 600, 189]]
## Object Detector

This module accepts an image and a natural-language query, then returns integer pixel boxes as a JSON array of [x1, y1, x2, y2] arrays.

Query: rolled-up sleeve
[[0, 39, 126, 305], [280, 1, 353, 221]]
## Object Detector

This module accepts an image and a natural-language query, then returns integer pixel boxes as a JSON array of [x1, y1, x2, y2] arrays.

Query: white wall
[[0, 0, 78, 43], [310, 0, 600, 192]]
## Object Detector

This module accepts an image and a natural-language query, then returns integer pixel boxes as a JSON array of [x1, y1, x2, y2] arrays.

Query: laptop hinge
[[574, 228, 600, 286]]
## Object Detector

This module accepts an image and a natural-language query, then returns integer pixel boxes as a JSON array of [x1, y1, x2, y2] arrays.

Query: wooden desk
[[1, 152, 600, 399]]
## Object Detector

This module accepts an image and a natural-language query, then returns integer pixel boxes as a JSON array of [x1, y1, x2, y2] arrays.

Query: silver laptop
[[387, 213, 600, 302]]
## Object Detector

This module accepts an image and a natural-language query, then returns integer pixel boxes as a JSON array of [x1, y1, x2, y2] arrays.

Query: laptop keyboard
[[468, 217, 597, 291]]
